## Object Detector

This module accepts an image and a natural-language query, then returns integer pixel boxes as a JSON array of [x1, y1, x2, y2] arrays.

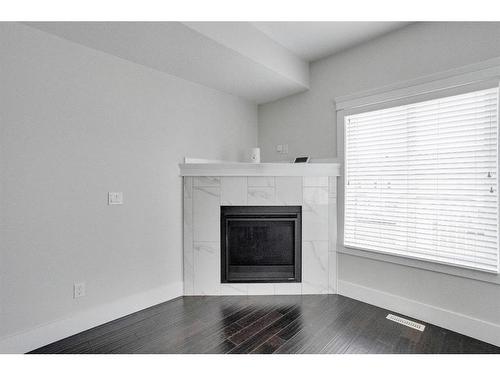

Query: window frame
[[335, 75, 500, 285]]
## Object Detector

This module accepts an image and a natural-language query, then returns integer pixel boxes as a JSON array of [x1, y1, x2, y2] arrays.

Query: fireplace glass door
[[221, 206, 301, 283]]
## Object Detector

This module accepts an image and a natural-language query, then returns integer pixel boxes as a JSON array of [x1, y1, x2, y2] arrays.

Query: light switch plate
[[108, 192, 123, 205]]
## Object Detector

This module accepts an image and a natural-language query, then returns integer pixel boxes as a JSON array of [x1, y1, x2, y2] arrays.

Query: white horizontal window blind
[[344, 86, 499, 273]]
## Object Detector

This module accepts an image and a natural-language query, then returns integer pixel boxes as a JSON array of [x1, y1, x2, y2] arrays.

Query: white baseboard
[[0, 282, 183, 354], [338, 280, 500, 347]]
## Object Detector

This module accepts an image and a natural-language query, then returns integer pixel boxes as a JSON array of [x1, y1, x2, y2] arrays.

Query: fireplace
[[220, 206, 302, 283]]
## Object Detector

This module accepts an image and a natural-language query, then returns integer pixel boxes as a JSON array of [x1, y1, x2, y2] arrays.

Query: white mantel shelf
[[179, 161, 341, 177]]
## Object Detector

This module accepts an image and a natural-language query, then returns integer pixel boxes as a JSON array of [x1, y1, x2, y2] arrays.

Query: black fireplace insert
[[221, 206, 301, 283]]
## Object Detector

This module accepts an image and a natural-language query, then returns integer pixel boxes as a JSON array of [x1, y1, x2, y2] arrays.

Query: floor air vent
[[386, 314, 425, 331]]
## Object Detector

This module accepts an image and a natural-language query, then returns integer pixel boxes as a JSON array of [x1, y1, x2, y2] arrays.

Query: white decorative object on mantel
[[181, 158, 340, 297], [248, 147, 261, 163]]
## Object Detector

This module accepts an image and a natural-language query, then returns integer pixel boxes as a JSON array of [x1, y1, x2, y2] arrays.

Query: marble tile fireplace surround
[[180, 160, 340, 296]]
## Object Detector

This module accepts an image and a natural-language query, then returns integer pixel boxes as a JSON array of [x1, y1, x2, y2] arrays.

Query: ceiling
[[252, 22, 411, 61], [24, 22, 412, 104]]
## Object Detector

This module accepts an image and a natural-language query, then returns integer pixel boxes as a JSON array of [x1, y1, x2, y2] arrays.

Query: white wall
[[0, 22, 257, 350], [258, 22, 500, 345]]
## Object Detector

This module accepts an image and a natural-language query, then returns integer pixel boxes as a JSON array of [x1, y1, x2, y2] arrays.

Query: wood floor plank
[[228, 305, 301, 354], [113, 297, 255, 353], [199, 295, 303, 354], [256, 298, 333, 353], [89, 296, 239, 353], [159, 304, 261, 353], [29, 296, 187, 354], [251, 335, 286, 354], [204, 339, 236, 354], [228, 309, 283, 345], [344, 308, 401, 354], [318, 303, 380, 354], [274, 296, 356, 353], [29, 294, 500, 354]]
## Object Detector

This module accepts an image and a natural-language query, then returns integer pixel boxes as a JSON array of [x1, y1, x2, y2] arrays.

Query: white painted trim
[[0, 282, 183, 354], [179, 162, 341, 177], [184, 157, 232, 164], [335, 56, 500, 111], [338, 280, 500, 347], [184, 157, 340, 164]]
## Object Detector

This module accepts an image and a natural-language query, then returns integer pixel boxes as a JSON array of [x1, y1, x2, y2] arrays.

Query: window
[[344, 87, 499, 273]]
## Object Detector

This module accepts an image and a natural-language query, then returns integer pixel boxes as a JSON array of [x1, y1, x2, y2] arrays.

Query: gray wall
[[258, 22, 500, 339], [0, 23, 257, 340]]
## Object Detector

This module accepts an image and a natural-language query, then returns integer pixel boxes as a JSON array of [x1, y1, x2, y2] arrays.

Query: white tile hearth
[[303, 176, 329, 187], [248, 176, 275, 187], [328, 251, 337, 294], [221, 177, 247, 205], [328, 179, 337, 294], [303, 186, 328, 205], [247, 187, 276, 205], [193, 242, 220, 295], [275, 177, 302, 205], [328, 189, 337, 251], [302, 186, 329, 241], [193, 176, 221, 187], [220, 283, 248, 295], [247, 283, 275, 295], [183, 177, 194, 295], [193, 187, 220, 242], [302, 241, 329, 294], [328, 177, 337, 197], [184, 173, 338, 296], [274, 283, 302, 295]]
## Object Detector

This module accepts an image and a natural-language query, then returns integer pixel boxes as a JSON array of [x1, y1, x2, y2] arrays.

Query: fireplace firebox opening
[[221, 206, 301, 283]]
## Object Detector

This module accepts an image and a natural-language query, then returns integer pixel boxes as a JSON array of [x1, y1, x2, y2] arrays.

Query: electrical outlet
[[74, 282, 86, 299], [276, 144, 289, 154], [108, 192, 123, 205]]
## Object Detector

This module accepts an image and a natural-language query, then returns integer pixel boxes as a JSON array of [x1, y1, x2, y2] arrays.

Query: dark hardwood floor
[[30, 294, 500, 354]]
